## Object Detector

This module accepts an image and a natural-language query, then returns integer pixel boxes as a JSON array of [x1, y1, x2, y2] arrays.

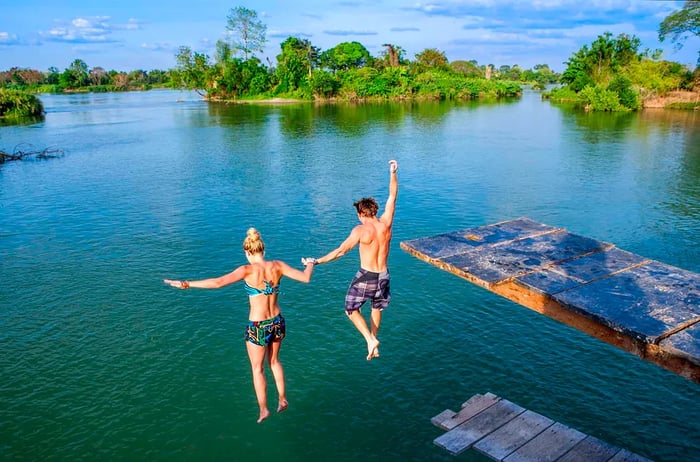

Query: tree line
[[1, 2, 698, 117], [0, 60, 172, 94]]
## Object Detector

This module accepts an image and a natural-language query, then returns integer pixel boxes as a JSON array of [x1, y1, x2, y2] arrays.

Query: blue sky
[[1, 1, 697, 73]]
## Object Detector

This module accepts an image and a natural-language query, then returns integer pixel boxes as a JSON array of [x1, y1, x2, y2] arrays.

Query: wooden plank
[[431, 393, 502, 430], [517, 247, 647, 295], [433, 399, 525, 455], [607, 448, 654, 462], [462, 391, 499, 408], [660, 321, 700, 365], [472, 410, 554, 460], [442, 231, 610, 285], [430, 409, 456, 428], [557, 435, 623, 462], [434, 393, 501, 430], [554, 261, 700, 344], [402, 217, 559, 260], [503, 422, 586, 462]]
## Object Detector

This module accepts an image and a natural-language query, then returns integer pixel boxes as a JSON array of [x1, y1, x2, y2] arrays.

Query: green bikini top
[[243, 280, 280, 297]]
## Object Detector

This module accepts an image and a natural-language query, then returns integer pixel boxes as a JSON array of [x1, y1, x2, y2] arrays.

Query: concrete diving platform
[[432, 393, 652, 461], [400, 217, 700, 383]]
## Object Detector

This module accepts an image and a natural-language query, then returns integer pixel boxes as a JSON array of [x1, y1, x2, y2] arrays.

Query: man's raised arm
[[381, 160, 398, 224]]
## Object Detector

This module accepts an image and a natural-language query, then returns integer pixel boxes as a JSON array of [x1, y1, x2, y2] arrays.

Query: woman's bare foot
[[366, 338, 380, 361], [257, 408, 270, 423], [277, 399, 288, 413]]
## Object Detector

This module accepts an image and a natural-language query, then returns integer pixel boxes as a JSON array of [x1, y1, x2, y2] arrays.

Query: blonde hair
[[243, 227, 265, 255]]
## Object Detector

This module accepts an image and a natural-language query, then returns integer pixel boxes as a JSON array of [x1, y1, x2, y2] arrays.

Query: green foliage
[[412, 70, 520, 99], [0, 88, 44, 120], [275, 37, 319, 94], [555, 32, 689, 111], [450, 60, 482, 78], [659, 1, 700, 65], [320, 42, 371, 71], [626, 59, 695, 95], [175, 46, 211, 93], [562, 32, 642, 90], [544, 86, 579, 101], [210, 57, 272, 99], [578, 85, 629, 112], [337, 67, 410, 98], [309, 71, 340, 98], [414, 48, 449, 71], [607, 75, 639, 110]]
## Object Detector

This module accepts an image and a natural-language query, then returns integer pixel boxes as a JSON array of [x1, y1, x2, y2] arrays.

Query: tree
[[46, 67, 60, 85], [414, 48, 448, 69], [175, 46, 211, 94], [451, 60, 482, 78], [226, 6, 267, 60], [659, 1, 700, 65], [275, 37, 319, 93], [561, 32, 642, 89], [64, 59, 89, 87], [381, 44, 405, 68], [89, 67, 109, 86], [320, 42, 371, 71]]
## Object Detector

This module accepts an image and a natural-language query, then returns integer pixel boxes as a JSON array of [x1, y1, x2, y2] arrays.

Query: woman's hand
[[164, 279, 189, 289]]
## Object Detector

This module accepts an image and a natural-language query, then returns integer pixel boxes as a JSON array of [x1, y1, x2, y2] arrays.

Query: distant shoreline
[[208, 97, 307, 105]]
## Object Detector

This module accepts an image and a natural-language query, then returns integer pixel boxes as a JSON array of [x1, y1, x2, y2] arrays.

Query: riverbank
[[643, 90, 700, 109]]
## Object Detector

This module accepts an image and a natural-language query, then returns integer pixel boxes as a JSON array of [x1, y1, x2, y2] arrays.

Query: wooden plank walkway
[[400, 217, 700, 383], [432, 393, 653, 461]]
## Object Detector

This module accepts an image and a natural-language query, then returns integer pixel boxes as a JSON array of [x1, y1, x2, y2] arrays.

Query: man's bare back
[[357, 218, 392, 273]]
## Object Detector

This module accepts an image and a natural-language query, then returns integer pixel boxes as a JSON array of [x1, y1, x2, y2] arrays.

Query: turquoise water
[[1, 90, 698, 461]]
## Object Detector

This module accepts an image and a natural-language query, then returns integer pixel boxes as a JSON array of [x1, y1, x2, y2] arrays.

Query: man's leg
[[347, 310, 379, 361], [370, 308, 382, 337]]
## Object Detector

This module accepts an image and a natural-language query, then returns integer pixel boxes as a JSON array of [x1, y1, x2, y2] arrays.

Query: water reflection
[[200, 98, 522, 139]]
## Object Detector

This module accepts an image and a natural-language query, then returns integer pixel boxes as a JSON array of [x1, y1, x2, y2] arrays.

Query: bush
[[309, 71, 340, 98], [578, 85, 629, 112], [607, 75, 639, 110], [0, 88, 44, 119]]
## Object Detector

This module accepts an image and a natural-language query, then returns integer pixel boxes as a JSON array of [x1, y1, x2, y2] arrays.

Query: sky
[[1, 0, 698, 74]]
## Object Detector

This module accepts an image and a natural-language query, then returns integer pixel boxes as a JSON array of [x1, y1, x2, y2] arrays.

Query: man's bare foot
[[366, 338, 380, 361], [277, 399, 288, 413], [257, 408, 270, 423]]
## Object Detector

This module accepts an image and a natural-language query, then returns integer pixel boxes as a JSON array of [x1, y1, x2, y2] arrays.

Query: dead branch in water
[[0, 144, 64, 163]]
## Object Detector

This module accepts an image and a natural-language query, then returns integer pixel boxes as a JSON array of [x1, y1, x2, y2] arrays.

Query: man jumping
[[305, 160, 398, 360]]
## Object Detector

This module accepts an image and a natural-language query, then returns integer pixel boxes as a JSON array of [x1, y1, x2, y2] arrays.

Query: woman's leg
[[267, 340, 287, 412], [246, 341, 270, 423]]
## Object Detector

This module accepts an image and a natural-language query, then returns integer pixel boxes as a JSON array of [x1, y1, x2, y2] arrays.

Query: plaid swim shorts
[[344, 269, 391, 314]]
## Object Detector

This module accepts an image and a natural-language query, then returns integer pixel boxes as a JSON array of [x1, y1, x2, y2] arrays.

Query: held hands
[[301, 257, 318, 266], [389, 159, 398, 173]]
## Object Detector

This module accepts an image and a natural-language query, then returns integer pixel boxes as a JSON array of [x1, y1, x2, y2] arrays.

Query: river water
[[1, 89, 698, 461]]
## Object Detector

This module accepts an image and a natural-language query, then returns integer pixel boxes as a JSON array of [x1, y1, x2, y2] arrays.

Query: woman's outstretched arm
[[164, 265, 249, 289]]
